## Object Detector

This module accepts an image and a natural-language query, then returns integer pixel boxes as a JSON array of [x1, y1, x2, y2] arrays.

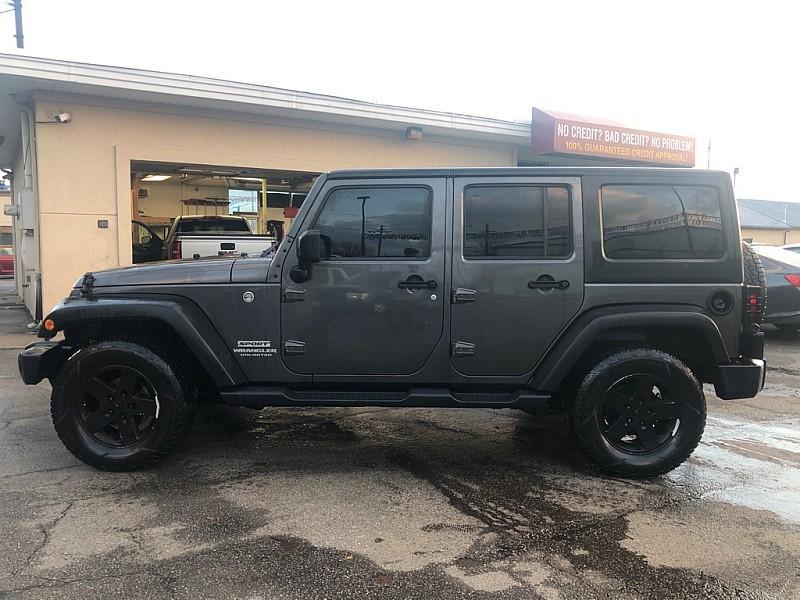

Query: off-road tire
[[51, 340, 196, 471], [742, 242, 767, 323], [571, 348, 706, 478]]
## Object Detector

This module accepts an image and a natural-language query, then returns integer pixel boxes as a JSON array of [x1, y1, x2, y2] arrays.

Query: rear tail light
[[743, 285, 765, 325], [784, 274, 800, 287], [171, 240, 182, 260]]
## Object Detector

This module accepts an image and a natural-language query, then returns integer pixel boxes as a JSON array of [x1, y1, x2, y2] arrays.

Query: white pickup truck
[[162, 216, 275, 260]]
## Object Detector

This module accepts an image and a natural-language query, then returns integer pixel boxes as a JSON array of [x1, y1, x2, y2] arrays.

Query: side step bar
[[218, 386, 551, 409]]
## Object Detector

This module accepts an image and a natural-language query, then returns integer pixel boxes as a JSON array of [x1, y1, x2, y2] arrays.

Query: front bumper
[[18, 341, 67, 385], [714, 358, 766, 400]]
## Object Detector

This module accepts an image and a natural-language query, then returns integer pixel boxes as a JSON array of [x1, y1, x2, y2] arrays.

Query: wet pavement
[[0, 289, 798, 599]]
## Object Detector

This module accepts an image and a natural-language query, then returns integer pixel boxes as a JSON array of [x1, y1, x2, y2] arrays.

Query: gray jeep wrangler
[[19, 168, 767, 477]]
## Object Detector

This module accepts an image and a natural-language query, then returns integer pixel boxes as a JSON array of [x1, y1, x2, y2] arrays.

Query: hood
[[77, 257, 238, 288]]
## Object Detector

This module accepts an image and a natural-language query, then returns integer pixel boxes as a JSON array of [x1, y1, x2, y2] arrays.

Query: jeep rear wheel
[[51, 340, 195, 471], [571, 348, 706, 478]]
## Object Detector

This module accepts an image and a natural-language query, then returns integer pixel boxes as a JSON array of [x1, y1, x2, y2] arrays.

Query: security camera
[[53, 112, 72, 123]]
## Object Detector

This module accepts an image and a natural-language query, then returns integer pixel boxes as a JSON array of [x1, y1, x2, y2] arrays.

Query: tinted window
[[463, 185, 571, 258], [314, 187, 431, 258], [601, 185, 723, 260], [176, 218, 251, 234]]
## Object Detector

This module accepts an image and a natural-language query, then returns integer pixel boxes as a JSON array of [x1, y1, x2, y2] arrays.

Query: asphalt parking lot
[[0, 280, 798, 599]]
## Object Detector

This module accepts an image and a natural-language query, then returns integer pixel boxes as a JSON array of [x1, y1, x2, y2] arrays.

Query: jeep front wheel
[[51, 340, 195, 470], [570, 348, 706, 478]]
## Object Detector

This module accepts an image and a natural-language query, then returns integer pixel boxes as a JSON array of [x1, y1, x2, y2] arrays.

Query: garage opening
[[130, 161, 320, 263]]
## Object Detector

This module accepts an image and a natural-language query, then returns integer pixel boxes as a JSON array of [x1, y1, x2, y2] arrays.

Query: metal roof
[[737, 199, 793, 230], [738, 198, 800, 228]]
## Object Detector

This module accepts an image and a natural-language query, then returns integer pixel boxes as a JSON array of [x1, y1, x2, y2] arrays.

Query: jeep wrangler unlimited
[[18, 168, 766, 477]]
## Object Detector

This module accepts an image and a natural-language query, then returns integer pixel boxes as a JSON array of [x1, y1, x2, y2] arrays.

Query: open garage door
[[129, 161, 319, 263]]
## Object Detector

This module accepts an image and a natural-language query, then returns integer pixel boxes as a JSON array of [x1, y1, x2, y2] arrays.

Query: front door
[[281, 177, 446, 375], [450, 177, 584, 376]]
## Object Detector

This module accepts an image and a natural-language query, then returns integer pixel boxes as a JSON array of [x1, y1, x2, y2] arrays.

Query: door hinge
[[451, 288, 477, 304], [283, 287, 306, 303], [451, 341, 476, 357], [283, 340, 306, 355]]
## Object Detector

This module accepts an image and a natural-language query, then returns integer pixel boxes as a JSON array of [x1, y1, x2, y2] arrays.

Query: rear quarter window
[[601, 184, 724, 260], [177, 219, 251, 234]]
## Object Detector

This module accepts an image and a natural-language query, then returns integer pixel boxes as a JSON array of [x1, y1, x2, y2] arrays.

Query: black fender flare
[[41, 295, 246, 387], [529, 305, 730, 392]]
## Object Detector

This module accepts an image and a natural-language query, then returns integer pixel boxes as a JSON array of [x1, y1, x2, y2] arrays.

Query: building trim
[[0, 54, 530, 143]]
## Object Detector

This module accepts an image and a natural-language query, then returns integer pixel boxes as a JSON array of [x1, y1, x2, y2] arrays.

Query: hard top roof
[[326, 167, 729, 180]]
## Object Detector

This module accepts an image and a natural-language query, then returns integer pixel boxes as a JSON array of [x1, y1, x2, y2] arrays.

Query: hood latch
[[80, 272, 95, 297]]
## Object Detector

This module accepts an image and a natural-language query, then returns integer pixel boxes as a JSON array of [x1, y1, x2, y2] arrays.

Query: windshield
[[176, 218, 250, 234]]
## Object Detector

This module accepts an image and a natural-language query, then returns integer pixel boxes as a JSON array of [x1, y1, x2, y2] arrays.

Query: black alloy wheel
[[570, 348, 706, 478], [51, 340, 195, 470], [600, 373, 681, 454], [76, 365, 160, 448]]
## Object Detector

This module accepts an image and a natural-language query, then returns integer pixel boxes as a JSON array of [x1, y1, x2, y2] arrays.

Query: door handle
[[528, 278, 569, 290], [398, 279, 438, 290]]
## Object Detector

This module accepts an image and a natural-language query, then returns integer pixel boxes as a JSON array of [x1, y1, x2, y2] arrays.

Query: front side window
[[463, 185, 572, 259], [601, 185, 723, 260], [313, 187, 431, 258]]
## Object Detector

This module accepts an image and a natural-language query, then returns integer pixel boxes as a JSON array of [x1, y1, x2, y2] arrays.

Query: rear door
[[450, 177, 584, 376]]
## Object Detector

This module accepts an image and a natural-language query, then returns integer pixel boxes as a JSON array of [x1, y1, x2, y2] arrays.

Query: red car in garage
[[0, 247, 14, 277]]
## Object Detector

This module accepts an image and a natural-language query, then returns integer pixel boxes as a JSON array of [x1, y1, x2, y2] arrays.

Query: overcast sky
[[0, 0, 796, 200]]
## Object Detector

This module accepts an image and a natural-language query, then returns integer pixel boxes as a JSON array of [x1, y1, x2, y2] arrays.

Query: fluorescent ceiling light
[[141, 174, 171, 182], [235, 177, 267, 182]]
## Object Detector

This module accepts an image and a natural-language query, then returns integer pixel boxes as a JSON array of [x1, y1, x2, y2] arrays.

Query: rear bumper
[[714, 358, 766, 400], [18, 341, 66, 385]]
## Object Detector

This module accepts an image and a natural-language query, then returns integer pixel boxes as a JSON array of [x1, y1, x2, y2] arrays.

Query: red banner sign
[[532, 108, 695, 167]]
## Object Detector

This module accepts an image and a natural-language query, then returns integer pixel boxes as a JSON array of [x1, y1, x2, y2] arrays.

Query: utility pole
[[12, 0, 23, 48], [706, 138, 711, 169], [358, 195, 370, 256], [375, 224, 386, 257]]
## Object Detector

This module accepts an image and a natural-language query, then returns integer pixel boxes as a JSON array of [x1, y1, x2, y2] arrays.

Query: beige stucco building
[[737, 199, 800, 246], [1, 55, 539, 314]]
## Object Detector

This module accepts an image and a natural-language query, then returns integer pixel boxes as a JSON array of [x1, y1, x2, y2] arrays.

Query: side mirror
[[297, 229, 321, 264], [291, 229, 321, 284], [141, 235, 152, 244]]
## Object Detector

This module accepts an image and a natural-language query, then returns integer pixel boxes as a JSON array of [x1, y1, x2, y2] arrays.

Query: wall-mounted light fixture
[[36, 112, 73, 125], [405, 126, 423, 141]]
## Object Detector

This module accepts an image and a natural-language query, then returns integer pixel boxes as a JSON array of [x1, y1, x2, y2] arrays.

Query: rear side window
[[601, 185, 723, 260], [313, 186, 431, 258], [177, 218, 250, 234], [463, 185, 572, 259]]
